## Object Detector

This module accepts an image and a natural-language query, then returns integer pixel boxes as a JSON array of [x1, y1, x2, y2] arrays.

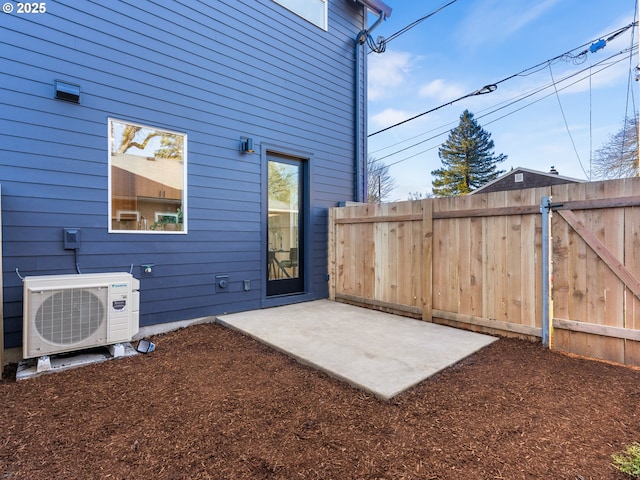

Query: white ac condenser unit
[[23, 272, 140, 359]]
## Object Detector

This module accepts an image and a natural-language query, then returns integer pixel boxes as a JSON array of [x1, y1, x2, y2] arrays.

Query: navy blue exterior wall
[[0, 0, 367, 349]]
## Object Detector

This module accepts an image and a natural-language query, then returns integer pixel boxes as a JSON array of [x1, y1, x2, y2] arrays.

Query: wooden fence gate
[[328, 178, 640, 367]]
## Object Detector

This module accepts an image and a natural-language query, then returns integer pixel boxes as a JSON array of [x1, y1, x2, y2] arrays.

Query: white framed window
[[272, 0, 328, 30], [108, 118, 187, 233]]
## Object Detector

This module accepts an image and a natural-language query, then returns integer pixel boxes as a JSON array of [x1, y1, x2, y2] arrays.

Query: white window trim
[[272, 0, 328, 31], [108, 118, 188, 234]]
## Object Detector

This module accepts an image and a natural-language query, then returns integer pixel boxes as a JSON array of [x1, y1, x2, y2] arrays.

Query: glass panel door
[[267, 156, 303, 296]]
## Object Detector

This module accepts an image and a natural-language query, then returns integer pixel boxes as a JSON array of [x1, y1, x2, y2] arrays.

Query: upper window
[[109, 119, 187, 233], [272, 0, 328, 30]]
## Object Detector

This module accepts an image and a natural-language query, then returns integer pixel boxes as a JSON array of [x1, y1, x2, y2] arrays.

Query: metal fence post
[[540, 196, 553, 348]]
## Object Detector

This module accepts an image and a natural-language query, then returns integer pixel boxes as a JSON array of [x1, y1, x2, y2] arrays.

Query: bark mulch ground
[[1, 322, 639, 479]]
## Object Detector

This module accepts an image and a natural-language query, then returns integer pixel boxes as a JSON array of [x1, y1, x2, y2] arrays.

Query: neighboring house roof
[[111, 152, 183, 192], [471, 167, 585, 195]]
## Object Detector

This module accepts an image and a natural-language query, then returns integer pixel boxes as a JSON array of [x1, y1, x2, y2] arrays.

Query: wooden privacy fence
[[328, 177, 640, 367]]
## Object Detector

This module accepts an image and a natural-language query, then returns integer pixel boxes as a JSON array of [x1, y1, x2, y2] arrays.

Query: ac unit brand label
[[112, 299, 127, 311], [111, 283, 128, 289]]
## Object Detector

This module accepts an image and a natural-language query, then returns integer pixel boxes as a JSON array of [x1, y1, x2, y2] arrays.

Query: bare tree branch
[[367, 156, 396, 203], [591, 115, 639, 179]]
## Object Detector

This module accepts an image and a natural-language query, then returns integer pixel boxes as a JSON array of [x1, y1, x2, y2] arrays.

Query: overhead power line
[[367, 0, 460, 56], [618, 4, 638, 175], [368, 22, 638, 138], [378, 49, 635, 167], [372, 49, 633, 160], [548, 64, 589, 178], [368, 85, 497, 137], [383, 0, 459, 44]]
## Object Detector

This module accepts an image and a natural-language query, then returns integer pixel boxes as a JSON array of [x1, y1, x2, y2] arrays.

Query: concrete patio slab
[[217, 299, 498, 400]]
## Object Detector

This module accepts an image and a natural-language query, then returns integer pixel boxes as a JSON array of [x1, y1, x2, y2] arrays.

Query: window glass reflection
[[109, 119, 186, 233]]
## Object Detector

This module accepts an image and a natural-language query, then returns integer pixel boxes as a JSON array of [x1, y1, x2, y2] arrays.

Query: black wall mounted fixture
[[240, 137, 255, 154], [63, 228, 81, 250]]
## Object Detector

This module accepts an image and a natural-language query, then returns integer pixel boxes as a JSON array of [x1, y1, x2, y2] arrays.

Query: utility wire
[[589, 61, 593, 179], [548, 63, 589, 177], [367, 0, 460, 55], [384, 60, 627, 168], [379, 50, 634, 167], [481, 54, 633, 126], [619, 8, 638, 169], [364, 1, 461, 55], [384, 0, 458, 44], [368, 85, 496, 137], [370, 121, 455, 155], [368, 22, 638, 138], [375, 49, 633, 162]]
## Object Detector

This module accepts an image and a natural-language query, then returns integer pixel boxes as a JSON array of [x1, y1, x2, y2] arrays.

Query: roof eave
[[356, 0, 392, 18]]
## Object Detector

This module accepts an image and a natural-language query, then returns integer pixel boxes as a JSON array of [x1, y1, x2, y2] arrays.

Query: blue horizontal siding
[[1, 7, 354, 127], [1, 0, 365, 349]]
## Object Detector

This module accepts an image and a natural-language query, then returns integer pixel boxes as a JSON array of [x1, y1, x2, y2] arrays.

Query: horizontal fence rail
[[328, 177, 640, 367]]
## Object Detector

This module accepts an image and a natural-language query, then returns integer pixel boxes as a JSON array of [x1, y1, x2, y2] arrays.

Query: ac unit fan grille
[[35, 288, 106, 344]]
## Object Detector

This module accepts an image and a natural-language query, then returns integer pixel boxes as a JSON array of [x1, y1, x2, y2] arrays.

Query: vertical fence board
[[373, 206, 384, 302], [481, 207, 494, 322], [553, 183, 583, 354], [570, 185, 590, 356], [506, 189, 523, 324], [422, 199, 433, 321], [584, 182, 612, 360], [341, 216, 352, 296], [550, 191, 568, 347], [458, 215, 472, 315], [491, 190, 509, 322], [396, 206, 407, 306], [448, 216, 461, 314], [365, 219, 376, 300], [328, 178, 640, 367], [410, 201, 423, 311], [335, 207, 346, 297], [432, 198, 447, 313], [601, 180, 625, 363], [383, 204, 391, 301], [630, 183, 640, 364], [519, 188, 538, 329], [624, 179, 640, 363], [468, 194, 485, 319], [328, 207, 336, 300], [454, 196, 470, 316]]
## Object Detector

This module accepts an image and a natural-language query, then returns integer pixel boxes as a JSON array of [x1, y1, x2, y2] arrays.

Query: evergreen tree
[[431, 110, 506, 196]]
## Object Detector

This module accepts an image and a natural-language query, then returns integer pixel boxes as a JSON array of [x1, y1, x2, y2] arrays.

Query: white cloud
[[370, 108, 414, 129], [489, 53, 630, 104], [501, 0, 560, 36], [457, 0, 560, 47], [554, 60, 628, 95], [418, 79, 467, 102], [368, 50, 415, 101]]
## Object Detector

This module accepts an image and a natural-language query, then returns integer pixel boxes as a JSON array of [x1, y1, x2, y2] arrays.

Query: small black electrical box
[[63, 228, 81, 250]]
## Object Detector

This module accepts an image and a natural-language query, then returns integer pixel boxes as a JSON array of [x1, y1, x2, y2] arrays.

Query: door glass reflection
[[268, 160, 300, 281]]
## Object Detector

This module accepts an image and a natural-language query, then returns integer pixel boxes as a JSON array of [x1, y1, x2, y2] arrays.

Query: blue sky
[[366, 0, 638, 200]]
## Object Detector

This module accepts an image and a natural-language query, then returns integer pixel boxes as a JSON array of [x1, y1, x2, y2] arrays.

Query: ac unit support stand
[[36, 355, 51, 373], [108, 343, 125, 358]]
